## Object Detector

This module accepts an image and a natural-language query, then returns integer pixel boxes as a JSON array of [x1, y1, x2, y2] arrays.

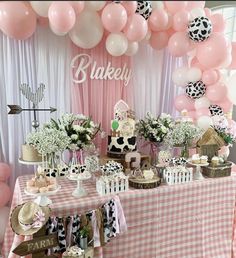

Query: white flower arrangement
[[164, 121, 203, 147], [26, 128, 71, 155], [136, 112, 175, 143], [45, 113, 102, 150]]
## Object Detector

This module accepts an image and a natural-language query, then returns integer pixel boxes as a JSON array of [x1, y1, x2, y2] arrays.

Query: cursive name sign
[[71, 54, 132, 86]]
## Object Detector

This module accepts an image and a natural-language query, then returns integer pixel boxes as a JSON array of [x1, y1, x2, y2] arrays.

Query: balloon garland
[[0, 1, 235, 127]]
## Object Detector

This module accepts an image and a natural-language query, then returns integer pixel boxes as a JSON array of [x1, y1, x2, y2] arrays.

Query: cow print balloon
[[188, 17, 212, 42], [185, 81, 206, 99], [209, 104, 224, 116], [136, 1, 152, 20]]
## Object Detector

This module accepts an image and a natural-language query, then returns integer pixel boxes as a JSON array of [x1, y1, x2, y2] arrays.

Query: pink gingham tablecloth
[[2, 175, 236, 258]]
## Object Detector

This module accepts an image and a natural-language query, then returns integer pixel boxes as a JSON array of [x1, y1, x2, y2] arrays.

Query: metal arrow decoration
[[8, 84, 57, 131], [7, 105, 57, 115]]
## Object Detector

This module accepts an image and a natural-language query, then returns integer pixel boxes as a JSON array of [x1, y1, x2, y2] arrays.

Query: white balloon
[[190, 8, 206, 20], [30, 1, 52, 17], [226, 73, 236, 105], [125, 41, 139, 56], [151, 1, 164, 10], [187, 67, 202, 82], [85, 1, 106, 11], [0, 206, 10, 243], [197, 116, 213, 131], [49, 23, 67, 36], [195, 97, 211, 109], [106, 33, 128, 57], [172, 67, 189, 87], [69, 10, 104, 49]]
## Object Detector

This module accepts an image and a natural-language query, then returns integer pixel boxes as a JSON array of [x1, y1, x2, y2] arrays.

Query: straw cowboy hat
[[10, 201, 50, 236]]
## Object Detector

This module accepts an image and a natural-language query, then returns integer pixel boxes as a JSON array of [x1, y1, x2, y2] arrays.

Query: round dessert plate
[[24, 185, 61, 206], [67, 173, 91, 198], [19, 158, 43, 165], [187, 160, 209, 167]]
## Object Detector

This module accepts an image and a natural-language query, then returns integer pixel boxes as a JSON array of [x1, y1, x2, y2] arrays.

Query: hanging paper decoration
[[136, 1, 152, 20], [209, 104, 224, 116], [188, 17, 212, 42], [185, 81, 206, 99]]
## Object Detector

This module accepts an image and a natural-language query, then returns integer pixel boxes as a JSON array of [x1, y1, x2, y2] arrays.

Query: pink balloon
[[102, 3, 127, 33], [121, 1, 137, 16], [123, 14, 148, 42], [149, 31, 169, 50], [69, 1, 84, 16], [204, 8, 212, 18], [210, 13, 226, 33], [206, 82, 227, 102], [166, 28, 175, 38], [215, 97, 233, 113], [48, 2, 76, 34], [229, 42, 236, 69], [0, 182, 11, 207], [190, 57, 207, 71], [0, 163, 11, 182], [168, 32, 190, 57], [164, 1, 188, 15], [196, 33, 228, 69], [186, 1, 205, 11], [188, 110, 197, 121], [0, 1, 36, 40], [37, 17, 49, 27], [196, 108, 210, 118], [149, 9, 169, 32], [173, 10, 190, 32], [202, 69, 219, 85], [174, 94, 195, 112]]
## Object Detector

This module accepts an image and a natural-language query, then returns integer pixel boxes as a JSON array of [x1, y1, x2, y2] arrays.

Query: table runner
[[2, 175, 236, 258]]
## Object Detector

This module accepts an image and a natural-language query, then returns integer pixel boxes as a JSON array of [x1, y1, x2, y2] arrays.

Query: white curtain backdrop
[[132, 44, 187, 119], [0, 26, 71, 189]]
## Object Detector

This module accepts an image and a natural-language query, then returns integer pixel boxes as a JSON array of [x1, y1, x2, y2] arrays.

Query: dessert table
[[2, 174, 236, 258]]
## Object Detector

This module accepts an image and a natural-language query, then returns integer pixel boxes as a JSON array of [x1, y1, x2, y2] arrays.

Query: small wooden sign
[[13, 234, 58, 257], [13, 226, 58, 258]]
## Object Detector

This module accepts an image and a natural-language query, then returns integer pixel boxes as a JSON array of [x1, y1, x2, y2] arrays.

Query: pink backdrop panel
[[70, 38, 134, 154]]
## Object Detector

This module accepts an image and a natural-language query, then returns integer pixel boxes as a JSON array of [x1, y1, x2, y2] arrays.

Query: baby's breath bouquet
[[136, 112, 174, 143], [164, 121, 203, 158], [45, 113, 101, 150], [26, 128, 71, 155]]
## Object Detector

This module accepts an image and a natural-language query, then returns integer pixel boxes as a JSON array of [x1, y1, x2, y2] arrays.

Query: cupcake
[[211, 156, 219, 166], [27, 186, 39, 194], [200, 156, 208, 164], [192, 154, 200, 164]]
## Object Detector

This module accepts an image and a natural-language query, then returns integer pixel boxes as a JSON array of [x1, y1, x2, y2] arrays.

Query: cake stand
[[188, 160, 209, 180], [24, 185, 61, 206], [67, 173, 91, 198], [18, 158, 43, 166]]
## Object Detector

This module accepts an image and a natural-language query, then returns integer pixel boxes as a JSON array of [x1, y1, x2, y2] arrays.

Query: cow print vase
[[136, 1, 152, 20], [188, 16, 212, 42], [185, 81, 206, 99], [209, 104, 224, 116]]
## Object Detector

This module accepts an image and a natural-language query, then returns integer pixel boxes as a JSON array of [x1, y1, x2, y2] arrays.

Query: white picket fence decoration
[[96, 177, 129, 196], [163, 166, 193, 185]]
